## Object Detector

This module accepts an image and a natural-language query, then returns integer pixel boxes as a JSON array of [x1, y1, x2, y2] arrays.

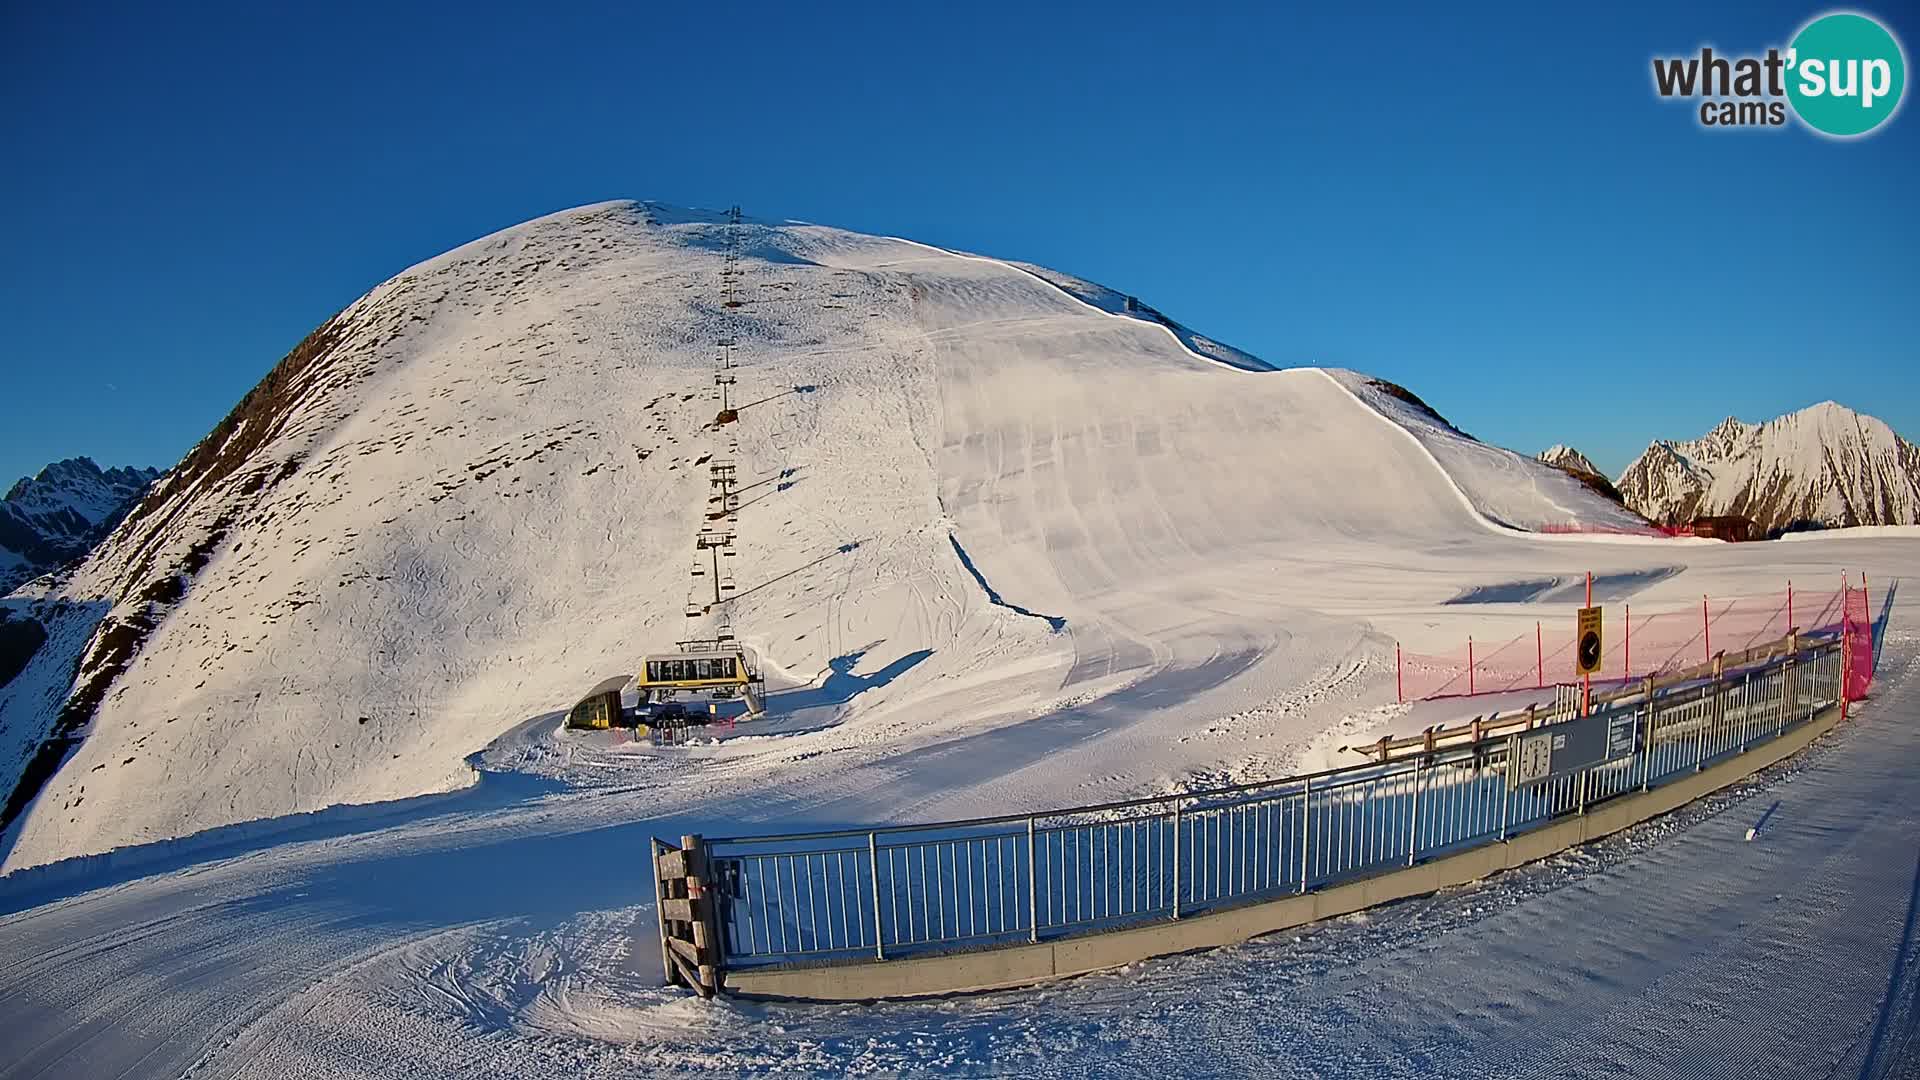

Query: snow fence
[[1397, 582, 1862, 703]]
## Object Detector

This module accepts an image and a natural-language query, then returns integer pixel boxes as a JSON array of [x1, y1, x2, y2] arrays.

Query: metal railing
[[698, 639, 1845, 972]]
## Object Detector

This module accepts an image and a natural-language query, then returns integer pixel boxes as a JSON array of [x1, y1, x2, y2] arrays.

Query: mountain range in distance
[[0, 458, 161, 595], [1539, 402, 1920, 535]]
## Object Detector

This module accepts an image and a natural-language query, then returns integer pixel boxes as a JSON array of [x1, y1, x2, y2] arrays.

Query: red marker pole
[[1468, 636, 1475, 696], [1396, 642, 1403, 704], [1624, 603, 1632, 679], [1786, 580, 1793, 634], [1536, 621, 1543, 689]]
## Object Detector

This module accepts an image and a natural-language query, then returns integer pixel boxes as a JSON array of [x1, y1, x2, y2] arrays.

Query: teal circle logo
[[1787, 12, 1906, 137]]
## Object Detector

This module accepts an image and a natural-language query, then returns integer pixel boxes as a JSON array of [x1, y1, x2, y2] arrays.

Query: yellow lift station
[[636, 648, 764, 716]]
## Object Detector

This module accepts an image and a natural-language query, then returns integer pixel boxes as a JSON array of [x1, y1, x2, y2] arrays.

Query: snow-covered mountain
[[0, 458, 161, 594], [0, 200, 1644, 870], [1537, 445, 1598, 475], [1616, 404, 1920, 531], [1532, 443, 1638, 512]]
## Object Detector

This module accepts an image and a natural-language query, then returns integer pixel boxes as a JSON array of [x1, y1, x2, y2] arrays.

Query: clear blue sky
[[2, 1, 1914, 485]]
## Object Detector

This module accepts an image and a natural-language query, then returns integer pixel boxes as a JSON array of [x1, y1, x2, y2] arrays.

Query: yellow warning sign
[[1576, 606, 1604, 676]]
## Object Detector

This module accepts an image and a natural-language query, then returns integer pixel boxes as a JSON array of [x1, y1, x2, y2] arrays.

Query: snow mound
[[0, 200, 1639, 870]]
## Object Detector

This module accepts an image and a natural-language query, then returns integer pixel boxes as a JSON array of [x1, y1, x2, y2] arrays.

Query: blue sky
[[2, 1, 1914, 486]]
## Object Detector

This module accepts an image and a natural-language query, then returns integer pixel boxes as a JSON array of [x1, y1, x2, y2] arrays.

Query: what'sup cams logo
[[1653, 11, 1906, 137]]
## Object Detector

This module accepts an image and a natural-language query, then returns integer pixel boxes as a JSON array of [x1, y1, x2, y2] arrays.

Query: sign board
[[1576, 606, 1604, 676], [1510, 709, 1639, 787]]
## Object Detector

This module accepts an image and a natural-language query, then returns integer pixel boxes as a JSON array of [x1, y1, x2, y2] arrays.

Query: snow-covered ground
[[0, 565, 1906, 1078], [1, 201, 1916, 1076]]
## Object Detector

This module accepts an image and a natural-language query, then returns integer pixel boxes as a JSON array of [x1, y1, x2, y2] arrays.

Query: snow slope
[[0, 201, 1651, 871], [1617, 403, 1920, 531], [0, 568, 1909, 1080], [1332, 372, 1657, 534]]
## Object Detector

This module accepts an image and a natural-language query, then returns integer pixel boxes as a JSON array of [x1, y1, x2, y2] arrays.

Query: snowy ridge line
[[1322, 372, 1695, 546], [882, 233, 1645, 544], [875, 234, 1273, 376], [1314, 369, 1509, 538]]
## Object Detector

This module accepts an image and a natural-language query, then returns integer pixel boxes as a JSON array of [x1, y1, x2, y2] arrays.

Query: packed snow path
[[0, 623, 1911, 1077]]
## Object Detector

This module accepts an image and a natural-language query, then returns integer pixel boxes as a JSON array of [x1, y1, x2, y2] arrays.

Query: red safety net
[[1844, 586, 1874, 702], [1398, 585, 1852, 702]]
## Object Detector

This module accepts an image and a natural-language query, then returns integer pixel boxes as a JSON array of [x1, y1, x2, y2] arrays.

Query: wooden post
[[654, 834, 723, 998], [651, 839, 675, 985]]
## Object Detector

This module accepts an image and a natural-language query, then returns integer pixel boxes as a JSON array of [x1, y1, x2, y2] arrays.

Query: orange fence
[[1398, 579, 1868, 702]]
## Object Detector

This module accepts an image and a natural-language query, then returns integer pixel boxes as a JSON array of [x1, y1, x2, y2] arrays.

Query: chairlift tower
[[696, 527, 736, 607]]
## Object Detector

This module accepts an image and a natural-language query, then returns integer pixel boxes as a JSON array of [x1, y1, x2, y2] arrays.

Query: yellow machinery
[[566, 676, 631, 730], [636, 645, 764, 717]]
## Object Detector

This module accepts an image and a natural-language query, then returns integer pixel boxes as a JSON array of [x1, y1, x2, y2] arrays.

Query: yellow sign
[[1576, 606, 1604, 675]]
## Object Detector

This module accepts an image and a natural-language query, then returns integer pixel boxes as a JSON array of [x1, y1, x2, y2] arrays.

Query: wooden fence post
[[653, 834, 724, 998]]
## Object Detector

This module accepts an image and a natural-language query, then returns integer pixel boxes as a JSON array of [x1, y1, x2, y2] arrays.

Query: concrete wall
[[723, 704, 1845, 1002]]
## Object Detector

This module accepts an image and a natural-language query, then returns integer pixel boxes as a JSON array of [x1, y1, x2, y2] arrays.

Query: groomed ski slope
[[4, 201, 1640, 871], [0, 572, 1909, 1079]]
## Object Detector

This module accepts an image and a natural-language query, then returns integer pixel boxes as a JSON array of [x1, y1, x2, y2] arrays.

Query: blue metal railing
[[701, 641, 1843, 971]]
